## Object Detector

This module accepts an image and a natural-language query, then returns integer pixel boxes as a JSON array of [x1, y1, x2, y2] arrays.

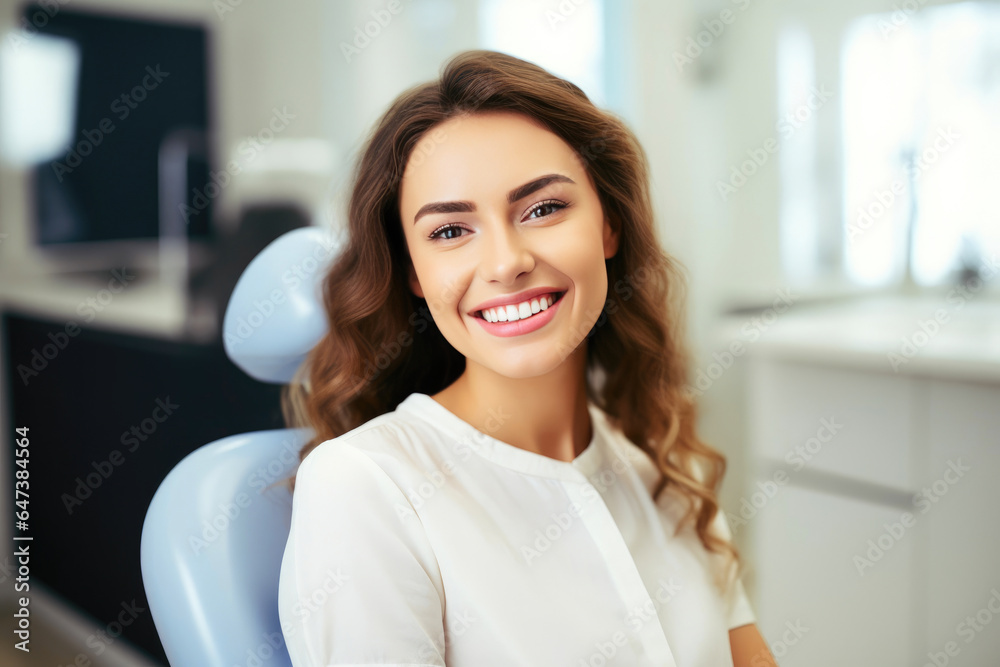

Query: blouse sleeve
[[710, 507, 758, 631], [278, 440, 447, 666]]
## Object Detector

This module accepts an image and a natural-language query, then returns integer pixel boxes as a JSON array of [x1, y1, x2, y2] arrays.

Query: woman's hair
[[281, 49, 743, 591]]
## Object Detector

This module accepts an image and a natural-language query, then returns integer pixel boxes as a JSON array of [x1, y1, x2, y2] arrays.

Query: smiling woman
[[400, 112, 616, 385], [277, 50, 776, 666]]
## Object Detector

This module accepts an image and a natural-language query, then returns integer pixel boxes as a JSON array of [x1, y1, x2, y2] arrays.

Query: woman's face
[[398, 110, 618, 379]]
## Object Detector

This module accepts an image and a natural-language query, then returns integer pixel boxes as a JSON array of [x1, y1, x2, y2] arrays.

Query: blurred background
[[0, 0, 998, 665]]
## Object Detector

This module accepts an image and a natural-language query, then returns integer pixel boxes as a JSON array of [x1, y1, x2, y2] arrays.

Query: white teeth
[[481, 293, 558, 322]]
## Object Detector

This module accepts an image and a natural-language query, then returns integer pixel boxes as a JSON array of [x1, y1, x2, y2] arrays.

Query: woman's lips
[[472, 291, 566, 338], [476, 291, 564, 322]]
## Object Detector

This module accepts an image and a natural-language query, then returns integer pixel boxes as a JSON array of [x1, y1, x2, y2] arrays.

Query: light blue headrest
[[222, 226, 342, 384]]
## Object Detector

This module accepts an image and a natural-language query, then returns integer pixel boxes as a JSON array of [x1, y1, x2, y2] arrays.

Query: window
[[477, 0, 606, 107], [777, 22, 822, 285], [0, 33, 79, 167], [840, 1, 1000, 288]]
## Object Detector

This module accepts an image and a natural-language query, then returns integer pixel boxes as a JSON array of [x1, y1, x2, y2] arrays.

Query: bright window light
[[478, 0, 606, 107], [840, 1, 1000, 288], [777, 21, 820, 285], [0, 32, 80, 166]]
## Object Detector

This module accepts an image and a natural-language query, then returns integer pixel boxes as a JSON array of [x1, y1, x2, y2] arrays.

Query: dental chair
[[140, 226, 340, 666]]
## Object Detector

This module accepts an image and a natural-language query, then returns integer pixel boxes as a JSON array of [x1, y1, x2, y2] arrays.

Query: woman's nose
[[478, 219, 535, 284]]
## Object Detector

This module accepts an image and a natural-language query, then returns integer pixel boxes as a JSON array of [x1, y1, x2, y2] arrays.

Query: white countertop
[[0, 269, 217, 343], [713, 293, 1000, 384]]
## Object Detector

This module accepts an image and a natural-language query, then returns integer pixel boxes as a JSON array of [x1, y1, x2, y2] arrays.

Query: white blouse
[[277, 392, 757, 666]]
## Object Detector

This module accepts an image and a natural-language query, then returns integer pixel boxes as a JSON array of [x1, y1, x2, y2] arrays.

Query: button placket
[[562, 475, 678, 667]]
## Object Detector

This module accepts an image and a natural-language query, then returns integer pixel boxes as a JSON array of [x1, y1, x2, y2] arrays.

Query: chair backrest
[[141, 225, 341, 665], [141, 428, 311, 667]]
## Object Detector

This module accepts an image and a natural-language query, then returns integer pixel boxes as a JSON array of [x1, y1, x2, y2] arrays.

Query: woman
[[278, 49, 776, 666]]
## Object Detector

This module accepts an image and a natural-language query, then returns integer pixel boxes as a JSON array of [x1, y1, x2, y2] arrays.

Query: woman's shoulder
[[298, 400, 452, 485]]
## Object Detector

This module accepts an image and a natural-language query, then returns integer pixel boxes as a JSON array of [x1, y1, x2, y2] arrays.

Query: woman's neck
[[430, 345, 592, 462]]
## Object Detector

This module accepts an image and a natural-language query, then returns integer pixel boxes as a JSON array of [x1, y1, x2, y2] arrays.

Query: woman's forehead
[[399, 113, 584, 216]]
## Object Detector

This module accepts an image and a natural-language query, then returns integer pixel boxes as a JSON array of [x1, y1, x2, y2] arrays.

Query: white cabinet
[[748, 358, 917, 490], [922, 379, 1000, 665], [744, 356, 1000, 666], [753, 485, 915, 666]]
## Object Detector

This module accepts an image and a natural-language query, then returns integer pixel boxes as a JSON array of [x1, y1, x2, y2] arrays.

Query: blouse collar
[[397, 392, 610, 483]]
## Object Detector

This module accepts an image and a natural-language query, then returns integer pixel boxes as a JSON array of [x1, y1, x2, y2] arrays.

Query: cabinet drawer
[[747, 357, 916, 491], [753, 484, 916, 666]]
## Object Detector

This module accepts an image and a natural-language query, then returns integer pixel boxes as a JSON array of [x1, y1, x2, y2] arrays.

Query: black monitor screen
[[23, 5, 212, 244]]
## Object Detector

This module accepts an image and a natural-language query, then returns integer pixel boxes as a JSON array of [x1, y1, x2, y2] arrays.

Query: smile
[[477, 292, 564, 323], [472, 291, 566, 338]]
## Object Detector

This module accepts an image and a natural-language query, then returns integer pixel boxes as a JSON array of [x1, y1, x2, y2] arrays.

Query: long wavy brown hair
[[281, 49, 742, 592]]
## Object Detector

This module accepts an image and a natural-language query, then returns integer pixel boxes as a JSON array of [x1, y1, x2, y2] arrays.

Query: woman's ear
[[408, 260, 425, 299], [603, 216, 619, 259]]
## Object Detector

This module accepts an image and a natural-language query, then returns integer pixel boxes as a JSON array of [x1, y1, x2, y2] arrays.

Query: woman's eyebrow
[[412, 173, 575, 225]]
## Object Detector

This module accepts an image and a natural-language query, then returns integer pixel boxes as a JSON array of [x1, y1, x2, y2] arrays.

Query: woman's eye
[[428, 224, 467, 241], [525, 200, 567, 220], [428, 201, 568, 240]]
